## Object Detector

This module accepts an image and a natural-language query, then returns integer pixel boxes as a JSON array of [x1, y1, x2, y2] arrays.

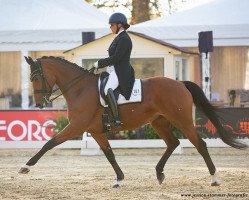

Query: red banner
[[0, 110, 67, 141], [196, 107, 249, 138]]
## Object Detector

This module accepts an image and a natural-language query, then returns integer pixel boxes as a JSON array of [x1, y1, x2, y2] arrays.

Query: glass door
[[174, 57, 188, 81]]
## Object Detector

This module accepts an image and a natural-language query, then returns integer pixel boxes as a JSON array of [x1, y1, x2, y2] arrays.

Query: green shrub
[[143, 124, 160, 139], [52, 113, 69, 134], [51, 114, 207, 139], [172, 126, 186, 139]]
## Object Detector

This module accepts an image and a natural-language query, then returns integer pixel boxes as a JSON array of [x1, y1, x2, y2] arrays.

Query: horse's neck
[[48, 61, 96, 101]]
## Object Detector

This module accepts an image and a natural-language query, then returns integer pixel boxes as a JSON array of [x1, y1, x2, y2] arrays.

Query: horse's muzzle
[[35, 103, 44, 109]]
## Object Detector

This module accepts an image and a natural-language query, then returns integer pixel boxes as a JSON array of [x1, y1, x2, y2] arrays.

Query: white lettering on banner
[[8, 120, 27, 141], [0, 120, 7, 141], [28, 120, 42, 141], [0, 120, 55, 141], [42, 120, 56, 140]]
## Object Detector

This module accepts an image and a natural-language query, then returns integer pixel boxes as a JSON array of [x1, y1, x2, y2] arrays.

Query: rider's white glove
[[93, 61, 99, 69]]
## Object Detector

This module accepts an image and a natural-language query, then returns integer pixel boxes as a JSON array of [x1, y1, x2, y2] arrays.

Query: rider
[[93, 12, 135, 128]]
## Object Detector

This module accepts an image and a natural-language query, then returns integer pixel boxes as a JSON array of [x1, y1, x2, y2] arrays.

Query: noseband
[[30, 60, 53, 107]]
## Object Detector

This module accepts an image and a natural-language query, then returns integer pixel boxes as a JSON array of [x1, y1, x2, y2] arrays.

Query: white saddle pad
[[98, 79, 142, 107]]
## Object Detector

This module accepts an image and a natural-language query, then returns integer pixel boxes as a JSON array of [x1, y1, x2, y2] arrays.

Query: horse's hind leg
[[151, 116, 180, 185], [91, 132, 124, 188], [172, 116, 220, 186]]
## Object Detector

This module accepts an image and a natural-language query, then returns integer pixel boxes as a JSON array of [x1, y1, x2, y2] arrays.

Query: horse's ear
[[24, 56, 29, 63], [25, 56, 32, 65], [25, 56, 38, 74], [24, 56, 36, 66]]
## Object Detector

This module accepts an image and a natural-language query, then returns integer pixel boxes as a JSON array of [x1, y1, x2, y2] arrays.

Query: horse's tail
[[183, 81, 247, 149]]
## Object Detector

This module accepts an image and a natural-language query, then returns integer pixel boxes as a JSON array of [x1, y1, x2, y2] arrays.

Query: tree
[[85, 0, 187, 24], [130, 0, 150, 24]]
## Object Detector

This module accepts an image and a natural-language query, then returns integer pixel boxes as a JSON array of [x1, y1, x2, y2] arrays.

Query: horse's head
[[25, 56, 55, 109]]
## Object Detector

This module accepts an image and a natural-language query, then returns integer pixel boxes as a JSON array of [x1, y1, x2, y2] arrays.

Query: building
[[131, 0, 249, 104], [0, 0, 109, 109], [64, 31, 197, 81]]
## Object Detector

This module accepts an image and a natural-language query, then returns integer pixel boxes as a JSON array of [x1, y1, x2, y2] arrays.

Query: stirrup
[[112, 119, 122, 128]]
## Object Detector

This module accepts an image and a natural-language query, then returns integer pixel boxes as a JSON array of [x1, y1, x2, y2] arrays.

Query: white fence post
[[80, 132, 102, 155]]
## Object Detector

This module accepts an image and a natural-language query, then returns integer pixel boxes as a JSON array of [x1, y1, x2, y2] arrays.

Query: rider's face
[[110, 23, 121, 34], [110, 23, 116, 34]]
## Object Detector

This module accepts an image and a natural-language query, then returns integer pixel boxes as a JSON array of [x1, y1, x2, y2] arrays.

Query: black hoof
[[211, 181, 220, 186], [157, 172, 165, 185], [112, 183, 120, 188], [19, 167, 30, 174]]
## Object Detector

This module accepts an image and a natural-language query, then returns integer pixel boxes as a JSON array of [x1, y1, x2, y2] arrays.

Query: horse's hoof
[[18, 165, 30, 174], [211, 181, 220, 186], [157, 172, 165, 185], [211, 172, 220, 186], [112, 183, 120, 188], [112, 180, 122, 188]]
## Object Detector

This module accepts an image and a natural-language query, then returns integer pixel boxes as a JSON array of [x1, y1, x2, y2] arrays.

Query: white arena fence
[[1, 133, 249, 155], [0, 110, 248, 155]]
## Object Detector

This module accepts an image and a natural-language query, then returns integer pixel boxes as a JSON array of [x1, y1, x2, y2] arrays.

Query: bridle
[[30, 60, 86, 108], [30, 61, 53, 108]]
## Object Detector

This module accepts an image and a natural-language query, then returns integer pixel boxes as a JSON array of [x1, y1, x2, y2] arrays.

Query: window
[[130, 57, 164, 79], [174, 57, 188, 81], [82, 57, 165, 79], [82, 59, 99, 70]]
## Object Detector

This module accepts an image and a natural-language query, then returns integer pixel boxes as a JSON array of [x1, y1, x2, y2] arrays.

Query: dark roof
[[64, 31, 198, 55], [129, 31, 198, 55]]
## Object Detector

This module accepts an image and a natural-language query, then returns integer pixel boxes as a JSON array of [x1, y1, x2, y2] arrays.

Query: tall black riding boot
[[106, 88, 122, 128]]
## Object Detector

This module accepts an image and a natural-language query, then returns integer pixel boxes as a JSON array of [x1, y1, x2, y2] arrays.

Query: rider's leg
[[104, 69, 119, 95], [104, 70, 121, 128]]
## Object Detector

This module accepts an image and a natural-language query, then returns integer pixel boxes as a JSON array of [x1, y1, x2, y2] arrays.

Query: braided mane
[[39, 56, 91, 74]]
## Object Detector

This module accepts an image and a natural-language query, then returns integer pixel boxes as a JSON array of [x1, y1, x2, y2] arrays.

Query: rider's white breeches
[[104, 67, 119, 95]]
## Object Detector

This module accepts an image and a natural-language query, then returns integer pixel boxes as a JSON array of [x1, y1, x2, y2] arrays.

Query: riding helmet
[[109, 12, 130, 29]]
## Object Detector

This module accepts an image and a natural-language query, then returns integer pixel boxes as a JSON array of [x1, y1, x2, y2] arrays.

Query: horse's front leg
[[91, 132, 124, 188], [19, 124, 82, 174]]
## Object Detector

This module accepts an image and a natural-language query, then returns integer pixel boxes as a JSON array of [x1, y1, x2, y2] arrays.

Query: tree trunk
[[130, 0, 150, 24]]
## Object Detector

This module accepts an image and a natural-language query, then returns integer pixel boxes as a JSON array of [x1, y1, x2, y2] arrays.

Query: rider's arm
[[98, 36, 131, 68]]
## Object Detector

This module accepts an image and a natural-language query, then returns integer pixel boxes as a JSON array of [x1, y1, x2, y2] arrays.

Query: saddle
[[99, 72, 120, 105], [99, 72, 120, 132], [98, 72, 143, 132]]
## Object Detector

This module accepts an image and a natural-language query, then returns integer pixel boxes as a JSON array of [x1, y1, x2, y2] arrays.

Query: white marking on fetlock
[[19, 164, 30, 174], [21, 164, 30, 169], [112, 180, 122, 188], [211, 171, 220, 186]]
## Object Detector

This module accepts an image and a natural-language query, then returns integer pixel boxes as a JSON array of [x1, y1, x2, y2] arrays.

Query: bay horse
[[19, 56, 247, 188]]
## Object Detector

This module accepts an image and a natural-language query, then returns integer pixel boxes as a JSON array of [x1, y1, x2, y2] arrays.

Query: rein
[[48, 75, 85, 102], [31, 60, 93, 105], [49, 67, 95, 102]]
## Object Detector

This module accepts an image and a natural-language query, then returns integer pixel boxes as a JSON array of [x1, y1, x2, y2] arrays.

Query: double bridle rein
[[30, 60, 85, 108]]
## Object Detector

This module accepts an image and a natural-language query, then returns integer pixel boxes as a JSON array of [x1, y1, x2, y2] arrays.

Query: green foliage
[[50, 114, 207, 140], [143, 124, 160, 139], [172, 126, 186, 139], [196, 130, 208, 139], [52, 113, 69, 134], [106, 125, 160, 140]]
